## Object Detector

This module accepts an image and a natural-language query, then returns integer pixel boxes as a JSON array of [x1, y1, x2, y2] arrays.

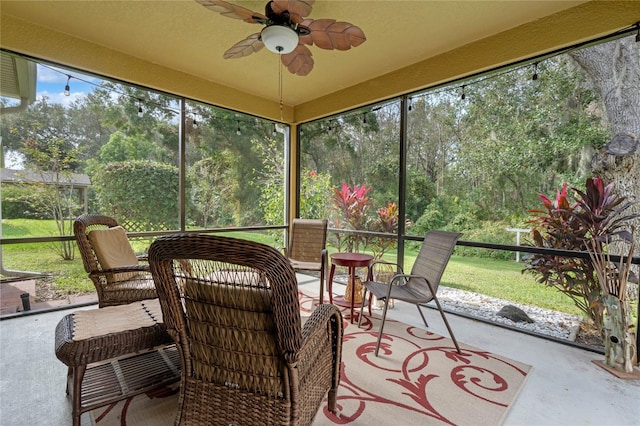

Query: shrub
[[454, 222, 519, 261]]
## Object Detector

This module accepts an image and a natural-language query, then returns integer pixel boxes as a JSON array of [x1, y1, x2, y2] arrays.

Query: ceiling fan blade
[[300, 19, 366, 51], [196, 0, 267, 24], [223, 34, 265, 59], [281, 44, 314, 76], [271, 0, 314, 24]]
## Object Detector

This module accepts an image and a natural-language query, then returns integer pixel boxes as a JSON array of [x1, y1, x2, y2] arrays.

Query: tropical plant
[[369, 202, 399, 258], [331, 182, 372, 252], [525, 177, 639, 341], [331, 183, 398, 257]]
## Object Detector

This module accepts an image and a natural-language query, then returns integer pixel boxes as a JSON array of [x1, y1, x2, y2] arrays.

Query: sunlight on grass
[[1, 219, 633, 320]]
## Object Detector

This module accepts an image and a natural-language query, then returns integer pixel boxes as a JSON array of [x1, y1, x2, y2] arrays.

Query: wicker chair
[[74, 214, 157, 307], [148, 234, 343, 425], [286, 218, 329, 303], [358, 230, 462, 356]]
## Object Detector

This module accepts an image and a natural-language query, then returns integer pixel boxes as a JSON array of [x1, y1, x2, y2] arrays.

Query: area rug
[[90, 288, 531, 425]]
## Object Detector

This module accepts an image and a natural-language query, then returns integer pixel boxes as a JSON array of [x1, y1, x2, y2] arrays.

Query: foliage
[[332, 182, 371, 230], [411, 195, 480, 235], [188, 153, 235, 227], [3, 100, 86, 259], [1, 185, 35, 219], [370, 202, 399, 258], [300, 170, 332, 219], [262, 167, 333, 227], [95, 130, 167, 164], [331, 182, 372, 252], [404, 169, 437, 224], [330, 182, 399, 258], [524, 177, 638, 333], [453, 222, 520, 261], [91, 160, 179, 230]]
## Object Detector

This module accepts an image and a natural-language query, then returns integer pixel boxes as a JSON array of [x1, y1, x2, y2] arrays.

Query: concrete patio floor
[[1, 274, 638, 425]]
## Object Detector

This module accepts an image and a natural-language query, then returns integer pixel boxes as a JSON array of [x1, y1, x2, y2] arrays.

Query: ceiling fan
[[196, 0, 366, 76]]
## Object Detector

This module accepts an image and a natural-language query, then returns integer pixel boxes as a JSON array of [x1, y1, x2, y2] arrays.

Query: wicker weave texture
[[149, 234, 343, 425], [74, 214, 157, 307], [54, 301, 173, 368]]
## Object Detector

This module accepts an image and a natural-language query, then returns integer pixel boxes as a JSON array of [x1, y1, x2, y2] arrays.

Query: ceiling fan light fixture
[[261, 25, 298, 54]]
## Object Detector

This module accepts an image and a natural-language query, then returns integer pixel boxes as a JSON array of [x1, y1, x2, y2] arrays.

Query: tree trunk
[[570, 36, 640, 283]]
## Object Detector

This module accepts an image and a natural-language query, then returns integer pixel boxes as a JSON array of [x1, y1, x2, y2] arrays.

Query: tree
[[453, 59, 608, 219], [569, 35, 640, 268], [188, 153, 235, 227], [2, 97, 84, 259]]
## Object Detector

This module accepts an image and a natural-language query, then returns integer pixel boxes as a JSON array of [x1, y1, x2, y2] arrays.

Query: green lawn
[[443, 256, 583, 316], [0, 219, 603, 317]]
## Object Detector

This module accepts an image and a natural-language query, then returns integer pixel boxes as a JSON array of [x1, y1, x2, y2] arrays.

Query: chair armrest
[[403, 274, 436, 294], [298, 303, 343, 387], [96, 264, 151, 274], [367, 259, 403, 280], [301, 303, 342, 343], [90, 264, 152, 281]]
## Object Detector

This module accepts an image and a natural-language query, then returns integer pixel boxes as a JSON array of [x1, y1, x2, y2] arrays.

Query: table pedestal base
[[333, 295, 368, 322]]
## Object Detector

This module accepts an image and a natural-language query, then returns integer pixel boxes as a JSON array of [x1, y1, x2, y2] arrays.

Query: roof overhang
[[0, 54, 37, 115], [1, 1, 638, 123]]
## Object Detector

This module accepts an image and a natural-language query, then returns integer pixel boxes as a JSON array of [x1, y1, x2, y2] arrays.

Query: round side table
[[328, 252, 374, 323]]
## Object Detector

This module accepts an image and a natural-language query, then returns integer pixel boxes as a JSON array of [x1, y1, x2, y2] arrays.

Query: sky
[[1, 64, 100, 168], [34, 64, 100, 106]]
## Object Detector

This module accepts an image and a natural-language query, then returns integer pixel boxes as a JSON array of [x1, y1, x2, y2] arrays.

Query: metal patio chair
[[358, 230, 462, 356], [286, 218, 329, 303]]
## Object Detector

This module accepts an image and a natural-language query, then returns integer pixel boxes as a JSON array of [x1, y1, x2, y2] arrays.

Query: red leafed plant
[[525, 177, 638, 346], [331, 183, 400, 257], [331, 183, 372, 252], [332, 182, 371, 231]]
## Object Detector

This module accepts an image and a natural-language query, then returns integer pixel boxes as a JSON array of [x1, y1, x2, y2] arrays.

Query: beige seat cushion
[[72, 299, 163, 341], [88, 226, 139, 282]]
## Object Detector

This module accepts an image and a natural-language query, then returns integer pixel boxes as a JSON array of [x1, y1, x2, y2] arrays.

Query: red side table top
[[330, 252, 374, 268]]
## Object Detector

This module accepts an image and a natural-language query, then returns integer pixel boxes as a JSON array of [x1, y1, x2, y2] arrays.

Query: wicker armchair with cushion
[[74, 214, 157, 307], [286, 218, 329, 303], [148, 234, 343, 425]]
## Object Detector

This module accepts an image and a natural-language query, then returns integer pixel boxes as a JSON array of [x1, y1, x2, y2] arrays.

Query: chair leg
[[357, 288, 367, 328], [430, 295, 461, 354], [416, 304, 430, 328], [374, 297, 391, 357], [319, 266, 325, 305], [71, 364, 86, 426]]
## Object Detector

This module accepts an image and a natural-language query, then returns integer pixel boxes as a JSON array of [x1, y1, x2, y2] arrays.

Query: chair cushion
[[71, 299, 163, 341], [88, 226, 139, 281]]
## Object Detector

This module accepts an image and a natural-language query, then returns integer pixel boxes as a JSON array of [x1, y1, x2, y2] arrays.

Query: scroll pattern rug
[[91, 289, 531, 425]]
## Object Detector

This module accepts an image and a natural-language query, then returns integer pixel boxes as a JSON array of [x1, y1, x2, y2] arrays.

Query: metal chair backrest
[[408, 230, 462, 299], [287, 218, 328, 263]]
